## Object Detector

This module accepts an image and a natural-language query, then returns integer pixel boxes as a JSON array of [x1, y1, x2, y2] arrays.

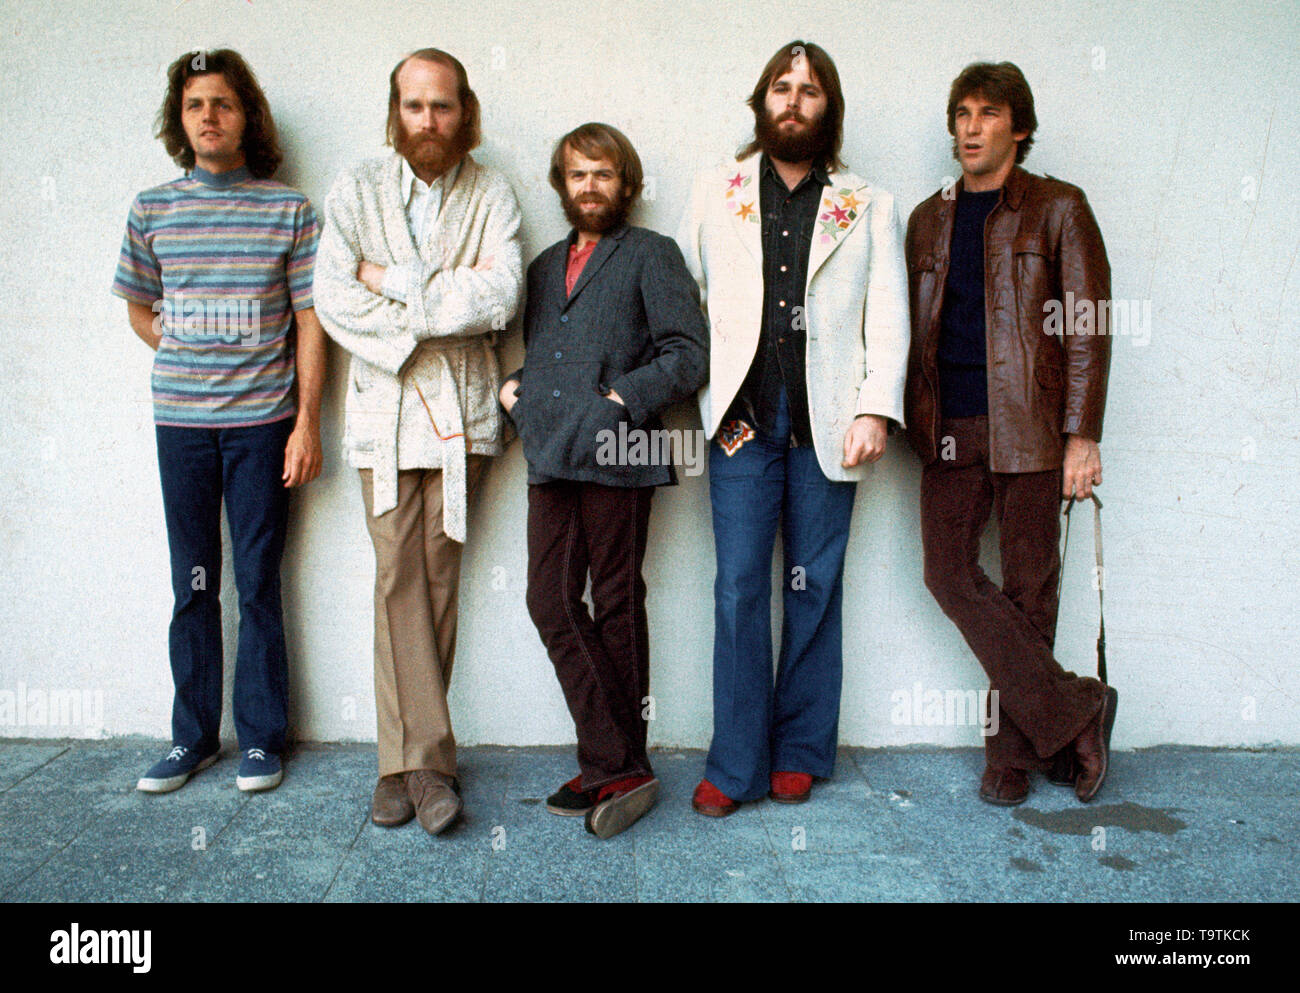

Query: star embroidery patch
[[817, 187, 862, 243], [724, 173, 759, 223], [717, 419, 756, 456]]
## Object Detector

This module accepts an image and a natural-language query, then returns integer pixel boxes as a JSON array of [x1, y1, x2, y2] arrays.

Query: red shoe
[[769, 771, 813, 803], [692, 779, 739, 817]]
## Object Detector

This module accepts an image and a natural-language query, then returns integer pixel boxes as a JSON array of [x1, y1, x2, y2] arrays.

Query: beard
[[560, 189, 632, 235], [754, 106, 832, 164], [394, 120, 473, 178]]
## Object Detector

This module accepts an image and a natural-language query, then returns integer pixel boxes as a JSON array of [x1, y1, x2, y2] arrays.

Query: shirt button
[[554, 351, 562, 359], [560, 315, 568, 323], [779, 300, 786, 308], [552, 389, 561, 398], [780, 265, 788, 272], [782, 230, 789, 237]]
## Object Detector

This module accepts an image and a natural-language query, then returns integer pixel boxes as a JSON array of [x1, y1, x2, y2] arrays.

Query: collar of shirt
[[759, 153, 831, 195], [567, 238, 598, 262], [400, 156, 461, 244], [566, 222, 628, 247], [190, 164, 252, 188], [400, 156, 461, 203]]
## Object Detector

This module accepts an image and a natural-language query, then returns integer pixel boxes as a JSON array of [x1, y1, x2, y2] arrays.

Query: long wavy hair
[[737, 40, 846, 173], [155, 49, 283, 178]]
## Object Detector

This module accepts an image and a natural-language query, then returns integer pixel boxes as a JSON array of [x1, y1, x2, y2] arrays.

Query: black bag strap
[[1058, 493, 1106, 682]]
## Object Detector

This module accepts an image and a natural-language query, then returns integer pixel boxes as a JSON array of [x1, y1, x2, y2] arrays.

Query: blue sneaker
[[137, 744, 219, 793], [236, 748, 283, 792]]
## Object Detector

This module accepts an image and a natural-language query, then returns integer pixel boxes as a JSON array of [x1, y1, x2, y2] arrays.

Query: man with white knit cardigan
[[314, 48, 523, 836]]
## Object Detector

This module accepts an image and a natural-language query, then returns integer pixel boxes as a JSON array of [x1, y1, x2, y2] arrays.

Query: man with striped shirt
[[112, 50, 326, 794]]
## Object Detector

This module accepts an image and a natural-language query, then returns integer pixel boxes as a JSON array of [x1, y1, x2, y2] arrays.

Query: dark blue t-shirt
[[938, 187, 1000, 418]]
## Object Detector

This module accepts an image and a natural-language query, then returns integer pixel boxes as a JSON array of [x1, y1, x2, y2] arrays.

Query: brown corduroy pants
[[525, 480, 655, 792], [920, 416, 1104, 771]]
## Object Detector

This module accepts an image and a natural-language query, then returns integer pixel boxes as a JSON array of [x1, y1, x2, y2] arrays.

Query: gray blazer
[[507, 224, 708, 487]]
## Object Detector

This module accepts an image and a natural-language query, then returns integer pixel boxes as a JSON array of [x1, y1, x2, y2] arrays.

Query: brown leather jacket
[[903, 166, 1111, 470]]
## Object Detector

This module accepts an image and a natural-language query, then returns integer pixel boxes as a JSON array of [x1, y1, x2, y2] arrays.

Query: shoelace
[[167, 746, 187, 762], [246, 748, 267, 762]]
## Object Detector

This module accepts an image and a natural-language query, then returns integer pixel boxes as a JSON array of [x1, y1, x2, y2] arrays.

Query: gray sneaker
[[584, 778, 659, 839]]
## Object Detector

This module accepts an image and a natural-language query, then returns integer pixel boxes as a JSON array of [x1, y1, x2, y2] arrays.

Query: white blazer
[[676, 152, 910, 482]]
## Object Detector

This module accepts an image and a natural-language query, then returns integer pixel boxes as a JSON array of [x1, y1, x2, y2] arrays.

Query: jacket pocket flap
[[1014, 234, 1056, 258], [908, 253, 936, 273]]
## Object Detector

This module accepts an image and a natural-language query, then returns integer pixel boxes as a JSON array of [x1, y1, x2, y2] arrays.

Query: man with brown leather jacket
[[904, 62, 1118, 806]]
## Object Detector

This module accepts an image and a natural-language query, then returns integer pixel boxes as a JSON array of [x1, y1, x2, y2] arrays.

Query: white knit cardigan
[[313, 153, 523, 541]]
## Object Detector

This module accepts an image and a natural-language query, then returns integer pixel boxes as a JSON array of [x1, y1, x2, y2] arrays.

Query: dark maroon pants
[[525, 481, 655, 791], [920, 416, 1104, 771]]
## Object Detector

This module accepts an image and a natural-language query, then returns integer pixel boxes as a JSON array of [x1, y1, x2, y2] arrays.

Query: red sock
[[596, 774, 653, 801]]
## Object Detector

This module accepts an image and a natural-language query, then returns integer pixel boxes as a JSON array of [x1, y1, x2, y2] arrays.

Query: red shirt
[[565, 238, 598, 296]]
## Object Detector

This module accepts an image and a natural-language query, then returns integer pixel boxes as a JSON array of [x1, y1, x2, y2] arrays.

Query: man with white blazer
[[677, 41, 910, 815]]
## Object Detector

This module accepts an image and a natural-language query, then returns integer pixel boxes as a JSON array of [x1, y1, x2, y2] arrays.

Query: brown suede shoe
[[407, 769, 463, 835], [1074, 685, 1119, 803], [371, 773, 415, 827], [979, 766, 1030, 806]]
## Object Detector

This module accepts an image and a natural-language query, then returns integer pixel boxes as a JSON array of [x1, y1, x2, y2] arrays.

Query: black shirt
[[937, 186, 1000, 418], [727, 154, 829, 446]]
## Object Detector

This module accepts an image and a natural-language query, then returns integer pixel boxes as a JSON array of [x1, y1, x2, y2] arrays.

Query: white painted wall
[[1, 0, 1296, 751]]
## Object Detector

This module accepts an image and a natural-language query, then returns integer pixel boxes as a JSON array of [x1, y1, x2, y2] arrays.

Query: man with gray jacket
[[499, 123, 707, 839], [314, 48, 522, 836]]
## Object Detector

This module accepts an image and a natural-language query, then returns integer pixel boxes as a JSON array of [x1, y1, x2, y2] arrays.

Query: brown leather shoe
[[979, 765, 1030, 806], [1074, 685, 1119, 803], [407, 769, 463, 835], [1046, 748, 1078, 787], [371, 773, 415, 827]]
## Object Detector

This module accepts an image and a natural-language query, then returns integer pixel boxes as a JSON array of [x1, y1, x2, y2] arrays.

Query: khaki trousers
[[359, 457, 488, 778]]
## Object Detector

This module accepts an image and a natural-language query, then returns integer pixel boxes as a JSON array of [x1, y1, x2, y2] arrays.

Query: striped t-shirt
[[112, 164, 320, 427]]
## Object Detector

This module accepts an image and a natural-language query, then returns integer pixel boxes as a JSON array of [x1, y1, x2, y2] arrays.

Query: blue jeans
[[706, 391, 856, 801], [155, 417, 293, 754]]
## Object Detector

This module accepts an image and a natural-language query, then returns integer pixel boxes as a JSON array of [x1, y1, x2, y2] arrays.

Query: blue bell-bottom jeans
[[705, 391, 856, 801]]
